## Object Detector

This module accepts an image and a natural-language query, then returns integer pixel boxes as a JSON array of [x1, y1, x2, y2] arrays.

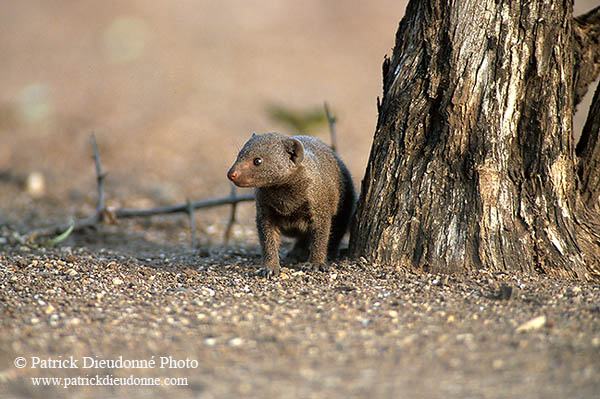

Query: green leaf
[[46, 221, 75, 246]]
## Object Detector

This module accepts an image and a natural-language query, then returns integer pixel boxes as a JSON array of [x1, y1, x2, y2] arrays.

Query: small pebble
[[25, 171, 45, 198], [516, 315, 547, 333], [67, 317, 81, 327]]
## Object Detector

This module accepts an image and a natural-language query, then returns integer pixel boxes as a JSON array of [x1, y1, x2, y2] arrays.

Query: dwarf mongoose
[[227, 132, 355, 277]]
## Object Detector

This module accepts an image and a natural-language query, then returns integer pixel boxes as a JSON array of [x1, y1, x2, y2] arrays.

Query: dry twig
[[324, 102, 338, 152], [186, 199, 198, 250], [91, 134, 106, 217], [28, 135, 254, 245]]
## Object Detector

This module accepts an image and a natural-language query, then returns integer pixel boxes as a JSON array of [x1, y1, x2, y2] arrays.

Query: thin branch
[[324, 102, 338, 153], [91, 134, 106, 215], [29, 135, 107, 241], [28, 193, 255, 241], [29, 193, 255, 241], [186, 199, 198, 249], [27, 134, 255, 242], [114, 194, 254, 218]]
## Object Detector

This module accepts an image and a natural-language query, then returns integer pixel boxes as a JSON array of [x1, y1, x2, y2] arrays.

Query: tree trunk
[[349, 1, 600, 280]]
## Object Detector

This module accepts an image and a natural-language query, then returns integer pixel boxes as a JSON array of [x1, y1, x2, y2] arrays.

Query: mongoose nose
[[227, 170, 238, 181]]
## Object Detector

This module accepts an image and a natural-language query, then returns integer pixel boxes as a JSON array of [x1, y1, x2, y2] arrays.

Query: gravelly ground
[[1, 216, 599, 399]]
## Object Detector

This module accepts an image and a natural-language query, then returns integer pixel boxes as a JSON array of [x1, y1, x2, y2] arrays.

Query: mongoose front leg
[[256, 210, 281, 278]]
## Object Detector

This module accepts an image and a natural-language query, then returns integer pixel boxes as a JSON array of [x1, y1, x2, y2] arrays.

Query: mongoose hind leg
[[300, 217, 331, 272], [285, 235, 310, 263]]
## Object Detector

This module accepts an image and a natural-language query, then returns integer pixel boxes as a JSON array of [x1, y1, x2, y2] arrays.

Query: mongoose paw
[[300, 262, 330, 273], [256, 266, 280, 278]]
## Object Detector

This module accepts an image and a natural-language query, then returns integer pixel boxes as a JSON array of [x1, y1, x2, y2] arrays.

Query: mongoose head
[[227, 133, 304, 188]]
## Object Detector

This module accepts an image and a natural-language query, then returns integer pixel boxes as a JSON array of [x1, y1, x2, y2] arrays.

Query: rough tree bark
[[349, 1, 600, 280]]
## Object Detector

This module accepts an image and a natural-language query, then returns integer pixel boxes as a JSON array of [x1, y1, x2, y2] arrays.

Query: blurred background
[[0, 0, 409, 205], [1, 0, 597, 235]]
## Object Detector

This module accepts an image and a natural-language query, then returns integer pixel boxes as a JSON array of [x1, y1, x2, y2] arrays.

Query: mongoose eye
[[253, 157, 263, 166]]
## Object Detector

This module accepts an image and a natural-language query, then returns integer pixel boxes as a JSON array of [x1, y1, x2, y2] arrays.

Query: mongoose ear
[[286, 138, 304, 165], [251, 132, 257, 137]]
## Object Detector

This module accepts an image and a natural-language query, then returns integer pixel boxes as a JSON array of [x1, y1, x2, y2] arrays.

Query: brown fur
[[227, 132, 356, 277]]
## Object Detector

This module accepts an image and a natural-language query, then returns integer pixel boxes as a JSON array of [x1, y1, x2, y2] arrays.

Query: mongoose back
[[227, 132, 356, 277]]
